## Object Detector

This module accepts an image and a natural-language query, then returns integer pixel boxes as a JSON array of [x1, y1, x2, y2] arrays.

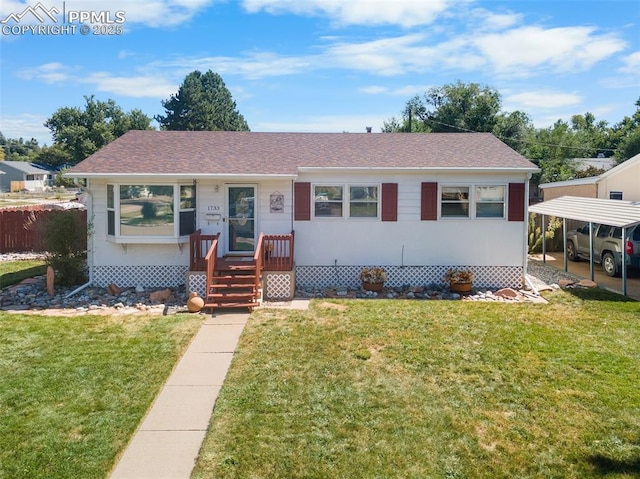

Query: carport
[[529, 196, 640, 296]]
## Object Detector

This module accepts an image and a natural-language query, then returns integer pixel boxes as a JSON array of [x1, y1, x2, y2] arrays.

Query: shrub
[[35, 210, 89, 286], [528, 213, 562, 253]]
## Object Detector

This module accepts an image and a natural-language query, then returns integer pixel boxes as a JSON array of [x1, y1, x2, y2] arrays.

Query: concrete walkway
[[109, 312, 249, 479]]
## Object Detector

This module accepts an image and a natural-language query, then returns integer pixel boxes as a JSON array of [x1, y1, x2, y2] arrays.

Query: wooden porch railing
[[190, 230, 219, 271], [189, 230, 294, 272], [262, 232, 295, 271]]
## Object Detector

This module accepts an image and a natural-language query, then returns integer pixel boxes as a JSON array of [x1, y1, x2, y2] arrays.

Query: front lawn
[[0, 259, 47, 288], [0, 311, 203, 479], [194, 290, 640, 478]]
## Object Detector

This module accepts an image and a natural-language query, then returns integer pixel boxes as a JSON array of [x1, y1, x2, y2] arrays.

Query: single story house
[[540, 153, 640, 202], [66, 131, 538, 308], [0, 161, 53, 192]]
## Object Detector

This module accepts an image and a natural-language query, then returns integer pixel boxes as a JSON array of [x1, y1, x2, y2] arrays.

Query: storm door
[[226, 185, 256, 253]]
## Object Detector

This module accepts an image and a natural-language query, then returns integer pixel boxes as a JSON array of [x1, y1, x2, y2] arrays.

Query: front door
[[226, 184, 257, 254]]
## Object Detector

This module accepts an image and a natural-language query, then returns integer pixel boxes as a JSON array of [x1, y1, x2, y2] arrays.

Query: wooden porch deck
[[189, 231, 294, 311]]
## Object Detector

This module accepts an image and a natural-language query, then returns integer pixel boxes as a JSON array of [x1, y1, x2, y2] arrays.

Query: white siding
[[86, 171, 530, 286], [293, 170, 529, 268], [88, 178, 294, 269]]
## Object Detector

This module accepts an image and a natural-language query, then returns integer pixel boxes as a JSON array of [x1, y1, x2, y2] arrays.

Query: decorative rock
[[149, 288, 172, 303], [577, 279, 598, 288], [558, 279, 575, 288], [46, 266, 55, 297], [106, 283, 123, 296], [495, 288, 519, 299]]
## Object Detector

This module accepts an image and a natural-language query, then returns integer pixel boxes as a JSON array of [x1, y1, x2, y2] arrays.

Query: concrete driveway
[[534, 253, 640, 300]]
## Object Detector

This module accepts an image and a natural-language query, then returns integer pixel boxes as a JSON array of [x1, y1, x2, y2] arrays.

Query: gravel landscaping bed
[[1, 253, 588, 313]]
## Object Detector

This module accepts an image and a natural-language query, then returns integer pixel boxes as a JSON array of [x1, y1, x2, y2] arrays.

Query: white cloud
[[504, 90, 583, 110], [473, 9, 522, 31], [618, 51, 640, 74], [242, 0, 460, 27], [81, 73, 177, 98], [0, 113, 52, 145], [360, 84, 434, 96], [16, 62, 70, 83], [474, 26, 627, 77]]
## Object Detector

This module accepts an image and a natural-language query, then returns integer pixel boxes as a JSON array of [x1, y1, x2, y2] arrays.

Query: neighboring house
[[569, 156, 616, 173], [0, 161, 53, 192], [66, 131, 538, 304], [540, 153, 640, 202]]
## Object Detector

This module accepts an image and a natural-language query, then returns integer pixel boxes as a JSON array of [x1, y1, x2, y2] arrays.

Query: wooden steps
[[204, 257, 260, 311]]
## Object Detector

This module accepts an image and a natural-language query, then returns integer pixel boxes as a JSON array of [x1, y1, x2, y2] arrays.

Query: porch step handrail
[[204, 235, 219, 302]]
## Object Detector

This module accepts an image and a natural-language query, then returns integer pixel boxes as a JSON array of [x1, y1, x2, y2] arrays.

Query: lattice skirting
[[186, 272, 206, 298], [264, 271, 295, 300], [93, 264, 523, 292], [296, 265, 524, 290], [92, 265, 189, 288]]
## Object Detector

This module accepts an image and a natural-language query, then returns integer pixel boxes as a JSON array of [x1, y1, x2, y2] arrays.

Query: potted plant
[[360, 267, 387, 292], [444, 268, 474, 294]]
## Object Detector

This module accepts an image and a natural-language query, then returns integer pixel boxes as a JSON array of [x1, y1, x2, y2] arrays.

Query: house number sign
[[207, 205, 221, 211]]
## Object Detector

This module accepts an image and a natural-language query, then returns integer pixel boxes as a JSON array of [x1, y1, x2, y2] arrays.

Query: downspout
[[66, 177, 93, 298], [524, 173, 531, 287], [290, 180, 294, 233]]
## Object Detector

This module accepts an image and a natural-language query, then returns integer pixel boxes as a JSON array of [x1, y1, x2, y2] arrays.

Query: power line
[[420, 117, 618, 152]]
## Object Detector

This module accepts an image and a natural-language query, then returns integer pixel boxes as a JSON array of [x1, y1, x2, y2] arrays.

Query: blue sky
[[1, 0, 639, 146]]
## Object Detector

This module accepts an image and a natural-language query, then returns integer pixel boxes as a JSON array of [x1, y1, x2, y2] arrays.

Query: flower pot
[[362, 281, 384, 292], [187, 291, 204, 312], [449, 281, 472, 294]]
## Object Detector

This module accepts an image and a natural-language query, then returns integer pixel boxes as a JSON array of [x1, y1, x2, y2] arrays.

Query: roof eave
[[64, 172, 298, 180], [539, 177, 599, 189], [298, 166, 540, 173]]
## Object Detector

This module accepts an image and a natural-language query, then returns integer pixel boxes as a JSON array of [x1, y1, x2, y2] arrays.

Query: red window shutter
[[421, 182, 438, 220], [294, 182, 311, 221], [381, 183, 398, 221], [508, 183, 526, 221]]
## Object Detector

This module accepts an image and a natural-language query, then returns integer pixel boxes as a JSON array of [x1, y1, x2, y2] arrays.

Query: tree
[[33, 143, 73, 169], [0, 132, 41, 161], [156, 70, 250, 131], [382, 81, 532, 147], [612, 98, 640, 162], [44, 95, 153, 164], [384, 82, 504, 133]]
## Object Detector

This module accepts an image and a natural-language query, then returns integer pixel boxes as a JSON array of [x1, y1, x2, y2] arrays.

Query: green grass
[[193, 290, 640, 479], [0, 311, 203, 479], [0, 260, 47, 289]]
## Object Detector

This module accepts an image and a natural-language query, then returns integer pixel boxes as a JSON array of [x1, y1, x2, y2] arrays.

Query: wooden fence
[[0, 207, 87, 253]]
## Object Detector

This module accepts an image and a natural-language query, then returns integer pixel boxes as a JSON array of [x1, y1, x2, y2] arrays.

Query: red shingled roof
[[67, 130, 537, 176]]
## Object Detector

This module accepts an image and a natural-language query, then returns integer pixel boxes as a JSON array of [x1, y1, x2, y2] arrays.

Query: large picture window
[[349, 186, 378, 218], [314, 185, 343, 217], [441, 186, 469, 217], [475, 186, 505, 218], [107, 184, 196, 238]]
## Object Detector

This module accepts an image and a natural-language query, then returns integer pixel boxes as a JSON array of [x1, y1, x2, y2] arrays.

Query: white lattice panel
[[264, 272, 294, 300], [186, 272, 207, 298], [93, 265, 189, 288], [296, 265, 523, 290]]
